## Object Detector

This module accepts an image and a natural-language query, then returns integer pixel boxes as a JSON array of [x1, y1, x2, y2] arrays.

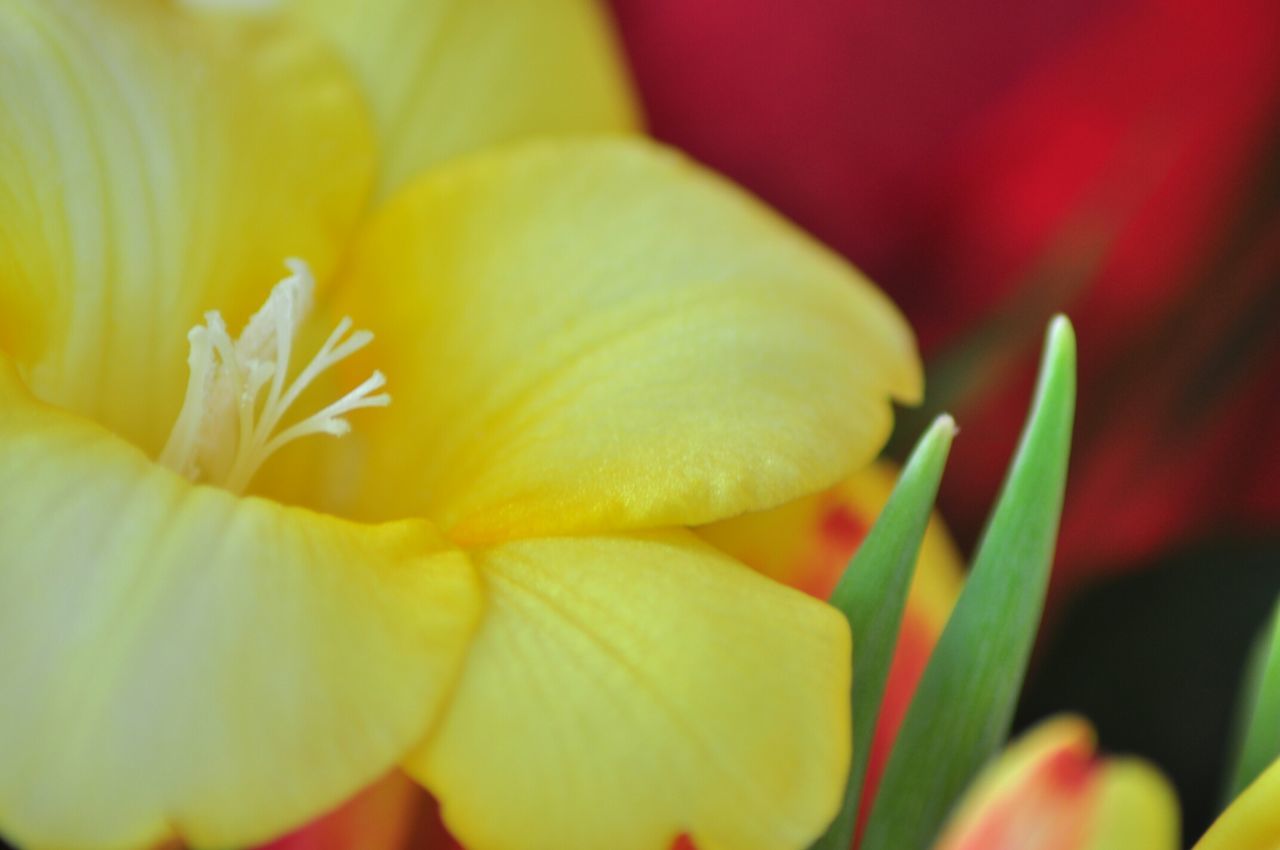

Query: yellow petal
[[288, 0, 639, 199], [1086, 760, 1180, 850], [933, 716, 1178, 850], [0, 0, 374, 456], [312, 139, 920, 541], [407, 531, 851, 850], [0, 360, 481, 850], [1194, 756, 1280, 850]]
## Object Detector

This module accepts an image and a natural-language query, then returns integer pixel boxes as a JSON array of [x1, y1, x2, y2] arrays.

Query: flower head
[[0, 2, 921, 850]]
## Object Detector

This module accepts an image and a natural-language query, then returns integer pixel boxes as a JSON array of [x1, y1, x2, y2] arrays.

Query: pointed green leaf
[[861, 316, 1076, 850], [810, 414, 957, 850], [1226, 596, 1280, 800]]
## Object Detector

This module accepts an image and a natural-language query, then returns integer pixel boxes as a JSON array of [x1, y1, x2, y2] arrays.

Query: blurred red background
[[609, 1, 1280, 835], [611, 0, 1280, 593]]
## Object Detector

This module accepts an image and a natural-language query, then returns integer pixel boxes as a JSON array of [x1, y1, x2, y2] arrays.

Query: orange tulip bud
[[934, 716, 1178, 850]]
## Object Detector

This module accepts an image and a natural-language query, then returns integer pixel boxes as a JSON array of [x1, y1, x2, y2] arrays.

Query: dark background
[[1015, 535, 1280, 842]]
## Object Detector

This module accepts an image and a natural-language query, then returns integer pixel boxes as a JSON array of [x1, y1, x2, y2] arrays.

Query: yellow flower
[[0, 2, 920, 850]]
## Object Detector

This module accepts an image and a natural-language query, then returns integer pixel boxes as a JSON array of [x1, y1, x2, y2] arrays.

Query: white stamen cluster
[[158, 259, 389, 494]]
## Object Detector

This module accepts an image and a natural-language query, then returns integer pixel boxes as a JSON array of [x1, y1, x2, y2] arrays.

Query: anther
[[158, 259, 389, 494]]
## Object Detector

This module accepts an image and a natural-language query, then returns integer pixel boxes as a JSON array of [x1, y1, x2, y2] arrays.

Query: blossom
[[0, 2, 921, 850]]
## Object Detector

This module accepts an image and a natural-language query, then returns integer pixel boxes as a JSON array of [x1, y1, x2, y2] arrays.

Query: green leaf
[[860, 316, 1076, 850], [809, 414, 957, 850], [1226, 596, 1280, 800]]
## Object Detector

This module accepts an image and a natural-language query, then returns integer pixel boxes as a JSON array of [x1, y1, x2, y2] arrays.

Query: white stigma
[[158, 259, 390, 494]]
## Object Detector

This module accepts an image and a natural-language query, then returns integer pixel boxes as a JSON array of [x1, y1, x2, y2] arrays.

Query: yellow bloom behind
[[0, 2, 921, 850], [1195, 757, 1280, 850]]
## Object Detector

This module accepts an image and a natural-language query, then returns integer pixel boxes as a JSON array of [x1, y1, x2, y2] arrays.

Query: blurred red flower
[[611, 0, 1280, 587]]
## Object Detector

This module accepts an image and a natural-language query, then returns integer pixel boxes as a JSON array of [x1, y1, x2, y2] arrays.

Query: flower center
[[158, 259, 389, 495]]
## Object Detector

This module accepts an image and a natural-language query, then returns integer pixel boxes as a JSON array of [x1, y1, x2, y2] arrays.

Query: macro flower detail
[[0, 3, 921, 850]]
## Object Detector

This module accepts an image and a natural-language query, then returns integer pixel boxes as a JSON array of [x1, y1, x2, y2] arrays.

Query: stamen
[[158, 259, 390, 495]]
